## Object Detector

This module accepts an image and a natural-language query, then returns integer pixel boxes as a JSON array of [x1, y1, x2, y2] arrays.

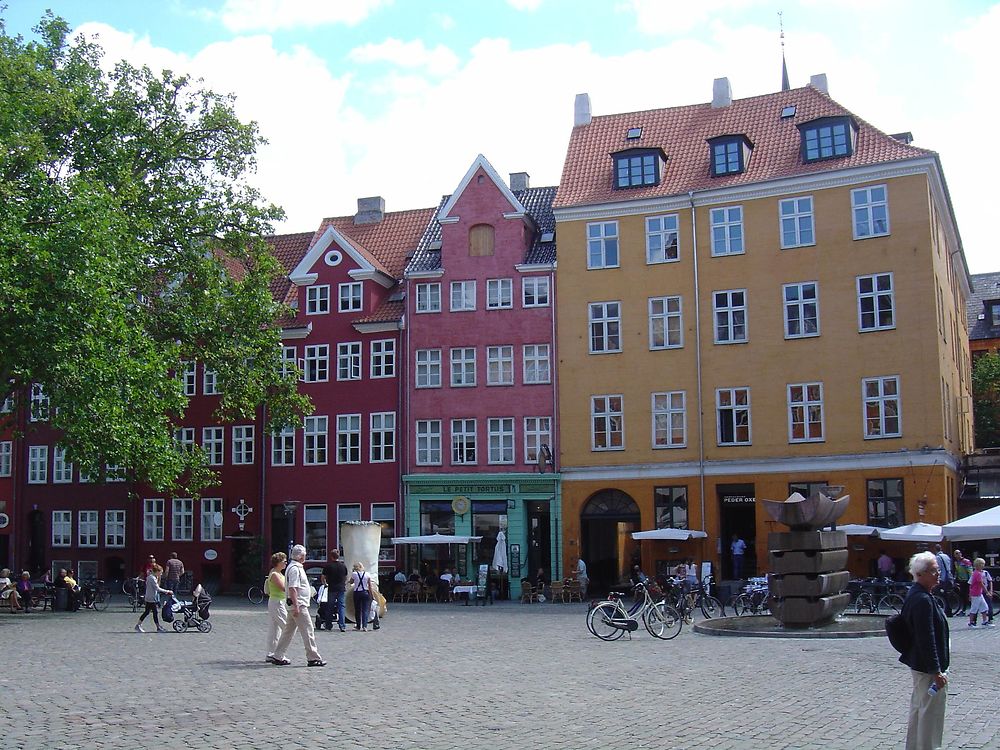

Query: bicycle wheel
[[854, 591, 875, 614], [879, 594, 904, 614], [247, 586, 264, 605], [732, 593, 752, 616], [94, 590, 110, 611], [644, 602, 683, 640], [196, 619, 212, 633], [587, 602, 627, 641], [700, 595, 723, 619]]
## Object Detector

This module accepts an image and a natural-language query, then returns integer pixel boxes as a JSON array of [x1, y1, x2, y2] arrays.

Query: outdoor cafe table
[[453, 584, 478, 605]]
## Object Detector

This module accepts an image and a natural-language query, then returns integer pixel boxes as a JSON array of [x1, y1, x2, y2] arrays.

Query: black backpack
[[885, 609, 911, 654]]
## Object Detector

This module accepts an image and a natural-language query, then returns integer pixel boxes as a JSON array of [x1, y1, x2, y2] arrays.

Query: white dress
[[0, 577, 16, 600]]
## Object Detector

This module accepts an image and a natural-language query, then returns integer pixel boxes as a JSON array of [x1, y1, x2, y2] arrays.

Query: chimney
[[354, 196, 384, 225], [712, 77, 732, 108], [809, 73, 828, 94], [509, 172, 530, 192], [574, 93, 591, 127]]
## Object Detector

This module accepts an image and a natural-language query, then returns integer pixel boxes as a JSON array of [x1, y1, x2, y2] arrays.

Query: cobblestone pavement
[[3, 598, 998, 749]]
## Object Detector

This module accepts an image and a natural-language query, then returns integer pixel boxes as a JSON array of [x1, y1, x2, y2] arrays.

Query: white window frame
[[303, 344, 329, 383], [788, 382, 825, 443], [716, 387, 752, 446], [589, 301, 622, 354], [450, 280, 476, 312], [451, 418, 477, 465], [415, 349, 442, 388], [713, 290, 747, 344], [652, 391, 686, 449], [232, 425, 255, 465], [591, 395, 624, 451], [52, 510, 72, 547], [486, 278, 513, 310], [28, 445, 48, 484], [415, 282, 441, 313], [172, 498, 194, 541], [649, 296, 683, 349], [0, 440, 11, 477], [53, 446, 73, 483], [272, 427, 295, 466], [337, 342, 362, 381], [646, 214, 680, 264], [370, 412, 396, 463], [486, 345, 514, 386], [416, 420, 442, 465], [306, 284, 330, 315], [203, 367, 219, 396], [857, 273, 895, 332], [779, 196, 815, 249], [304, 416, 329, 465], [104, 510, 126, 548], [587, 221, 620, 269], [281, 345, 297, 379], [30, 382, 49, 422], [306, 504, 330, 562], [335, 504, 361, 553], [372, 503, 396, 561], [523, 417, 551, 464], [522, 344, 551, 384], [201, 498, 223, 542], [180, 362, 196, 396], [202, 426, 224, 466], [852, 185, 890, 239], [78, 510, 99, 548], [863, 375, 902, 439], [338, 281, 363, 312], [370, 339, 396, 379], [450, 347, 477, 387], [143, 498, 165, 542], [175, 427, 194, 452], [487, 417, 515, 464], [783, 282, 820, 339], [710, 206, 744, 256], [336, 413, 362, 464], [522, 276, 550, 308]]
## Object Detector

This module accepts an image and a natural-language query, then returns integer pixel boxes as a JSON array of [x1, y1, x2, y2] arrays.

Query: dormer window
[[612, 148, 665, 189], [708, 135, 752, 177], [990, 301, 1000, 327], [799, 116, 857, 162]]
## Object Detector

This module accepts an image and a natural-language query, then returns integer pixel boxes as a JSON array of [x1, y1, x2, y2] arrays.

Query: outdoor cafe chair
[[565, 580, 583, 603], [549, 581, 565, 603]]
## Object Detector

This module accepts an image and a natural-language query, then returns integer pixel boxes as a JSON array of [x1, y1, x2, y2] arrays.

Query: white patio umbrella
[[837, 524, 881, 537], [492, 529, 508, 571], [942, 505, 1000, 541], [878, 522, 944, 542], [631, 528, 708, 541], [390, 533, 483, 544]]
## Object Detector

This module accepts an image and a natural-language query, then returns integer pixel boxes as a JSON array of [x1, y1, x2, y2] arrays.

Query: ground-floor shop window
[[372, 503, 395, 560], [304, 504, 328, 561], [472, 502, 507, 566]]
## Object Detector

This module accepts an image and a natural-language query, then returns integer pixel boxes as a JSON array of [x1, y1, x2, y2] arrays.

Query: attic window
[[707, 135, 752, 177], [781, 105, 796, 118], [626, 127, 642, 140], [799, 116, 857, 162], [990, 301, 1000, 327], [612, 148, 664, 189]]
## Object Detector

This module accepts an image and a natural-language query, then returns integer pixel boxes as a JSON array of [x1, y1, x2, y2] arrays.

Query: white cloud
[[216, 0, 387, 32], [626, 0, 758, 34], [506, 0, 543, 10], [434, 13, 456, 30], [348, 39, 460, 76]]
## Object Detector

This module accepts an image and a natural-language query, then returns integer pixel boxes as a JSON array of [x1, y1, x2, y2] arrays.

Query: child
[[967, 558, 991, 627]]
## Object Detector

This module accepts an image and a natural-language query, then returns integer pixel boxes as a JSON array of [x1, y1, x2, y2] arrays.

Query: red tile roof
[[355, 299, 405, 325], [266, 231, 315, 311], [553, 84, 933, 209]]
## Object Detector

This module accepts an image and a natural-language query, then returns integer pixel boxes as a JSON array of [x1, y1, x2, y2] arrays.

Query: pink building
[[402, 156, 561, 593]]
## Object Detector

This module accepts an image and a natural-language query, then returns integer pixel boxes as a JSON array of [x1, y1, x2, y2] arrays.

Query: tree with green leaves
[[0, 13, 310, 492], [972, 352, 1000, 449]]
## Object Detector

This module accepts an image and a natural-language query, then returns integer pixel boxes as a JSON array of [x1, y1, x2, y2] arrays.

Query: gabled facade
[[403, 156, 559, 594], [553, 78, 973, 592]]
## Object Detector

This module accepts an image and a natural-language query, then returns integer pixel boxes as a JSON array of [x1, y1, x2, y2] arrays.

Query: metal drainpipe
[[259, 401, 268, 576], [689, 192, 707, 542], [549, 267, 558, 579]]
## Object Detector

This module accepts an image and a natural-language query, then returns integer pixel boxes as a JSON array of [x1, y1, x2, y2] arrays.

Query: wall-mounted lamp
[[507, 499, 516, 510], [282, 501, 299, 517]]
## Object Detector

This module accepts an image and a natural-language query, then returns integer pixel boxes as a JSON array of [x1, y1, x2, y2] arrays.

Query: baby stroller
[[170, 584, 213, 633]]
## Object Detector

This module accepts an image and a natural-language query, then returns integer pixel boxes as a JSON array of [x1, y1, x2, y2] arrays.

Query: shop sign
[[721, 494, 755, 505], [411, 483, 512, 495], [509, 544, 521, 577], [204, 549, 218, 561]]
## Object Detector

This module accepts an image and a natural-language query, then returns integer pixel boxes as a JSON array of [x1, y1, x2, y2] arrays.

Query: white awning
[[878, 522, 943, 542], [942, 505, 1000, 541], [390, 533, 483, 545], [631, 529, 708, 541]]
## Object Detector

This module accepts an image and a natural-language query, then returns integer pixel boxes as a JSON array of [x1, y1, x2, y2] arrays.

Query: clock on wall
[[451, 496, 470, 515]]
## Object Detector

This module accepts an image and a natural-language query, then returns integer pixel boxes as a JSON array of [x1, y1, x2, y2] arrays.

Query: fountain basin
[[694, 613, 887, 639]]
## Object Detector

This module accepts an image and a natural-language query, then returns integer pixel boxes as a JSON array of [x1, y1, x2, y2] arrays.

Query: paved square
[[4, 599, 998, 749]]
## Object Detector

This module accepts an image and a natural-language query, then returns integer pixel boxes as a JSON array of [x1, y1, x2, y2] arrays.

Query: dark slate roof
[[406, 185, 558, 275], [968, 272, 1000, 341]]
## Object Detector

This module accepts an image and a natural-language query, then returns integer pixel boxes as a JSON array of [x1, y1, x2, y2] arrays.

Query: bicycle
[[664, 575, 724, 620], [586, 581, 683, 641], [731, 579, 771, 616], [79, 580, 111, 611], [247, 582, 265, 605], [854, 578, 908, 614], [123, 576, 144, 612]]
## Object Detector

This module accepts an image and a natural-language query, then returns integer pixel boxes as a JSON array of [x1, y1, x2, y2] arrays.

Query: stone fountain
[[762, 488, 852, 628]]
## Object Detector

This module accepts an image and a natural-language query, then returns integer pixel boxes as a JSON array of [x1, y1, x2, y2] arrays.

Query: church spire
[[780, 11, 790, 91]]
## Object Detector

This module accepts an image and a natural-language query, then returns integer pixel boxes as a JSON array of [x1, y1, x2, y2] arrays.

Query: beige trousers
[[265, 598, 287, 657], [273, 607, 322, 662], [905, 669, 946, 750]]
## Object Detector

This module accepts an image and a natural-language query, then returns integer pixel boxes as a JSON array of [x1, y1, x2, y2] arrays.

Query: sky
[[4, 0, 998, 273]]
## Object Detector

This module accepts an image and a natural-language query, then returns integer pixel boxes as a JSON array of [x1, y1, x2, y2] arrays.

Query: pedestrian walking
[[730, 534, 746, 580], [321, 549, 348, 632], [135, 564, 171, 633], [899, 551, 949, 750], [164, 552, 185, 595], [270, 545, 325, 667], [933, 544, 953, 615], [349, 562, 373, 631], [264, 552, 287, 663], [953, 549, 971, 615], [574, 556, 589, 599], [967, 558, 993, 627]]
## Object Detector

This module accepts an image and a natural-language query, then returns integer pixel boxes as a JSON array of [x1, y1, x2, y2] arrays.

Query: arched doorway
[[580, 489, 640, 596]]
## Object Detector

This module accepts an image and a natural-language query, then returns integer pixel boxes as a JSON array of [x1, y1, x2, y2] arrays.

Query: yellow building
[[552, 77, 972, 593]]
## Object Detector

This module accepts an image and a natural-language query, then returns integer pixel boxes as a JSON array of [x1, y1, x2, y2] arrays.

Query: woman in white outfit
[[264, 552, 287, 663]]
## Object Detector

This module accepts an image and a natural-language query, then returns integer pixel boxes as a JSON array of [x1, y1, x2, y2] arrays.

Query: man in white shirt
[[574, 557, 589, 598], [271, 545, 325, 667]]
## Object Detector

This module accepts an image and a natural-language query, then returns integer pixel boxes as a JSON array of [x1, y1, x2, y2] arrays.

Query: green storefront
[[402, 472, 562, 599]]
